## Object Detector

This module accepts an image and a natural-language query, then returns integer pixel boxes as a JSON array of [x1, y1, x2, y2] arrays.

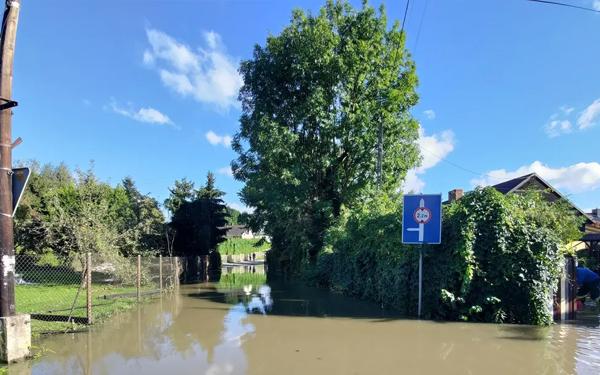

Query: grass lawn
[[16, 283, 157, 336]]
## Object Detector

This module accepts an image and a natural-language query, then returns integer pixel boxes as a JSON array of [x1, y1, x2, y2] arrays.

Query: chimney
[[448, 189, 464, 202]]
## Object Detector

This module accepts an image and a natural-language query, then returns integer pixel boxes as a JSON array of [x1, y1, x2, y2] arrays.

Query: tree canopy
[[14, 162, 166, 264], [164, 178, 195, 217], [169, 172, 228, 257], [232, 0, 420, 269]]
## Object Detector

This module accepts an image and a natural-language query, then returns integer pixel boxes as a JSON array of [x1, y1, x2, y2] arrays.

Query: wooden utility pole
[[0, 0, 20, 318]]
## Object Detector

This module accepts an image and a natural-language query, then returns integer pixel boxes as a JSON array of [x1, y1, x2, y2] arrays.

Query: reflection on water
[[9, 265, 600, 374]]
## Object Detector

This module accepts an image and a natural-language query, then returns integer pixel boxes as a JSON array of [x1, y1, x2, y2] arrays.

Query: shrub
[[218, 238, 270, 255], [314, 188, 583, 325], [426, 188, 583, 325]]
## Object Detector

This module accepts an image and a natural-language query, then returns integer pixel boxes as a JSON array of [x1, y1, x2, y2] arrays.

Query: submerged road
[[11, 266, 600, 375]]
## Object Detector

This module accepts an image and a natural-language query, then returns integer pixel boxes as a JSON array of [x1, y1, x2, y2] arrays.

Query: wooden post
[[86, 252, 93, 324], [0, 0, 21, 318], [159, 255, 163, 292], [174, 257, 180, 288], [137, 255, 141, 302]]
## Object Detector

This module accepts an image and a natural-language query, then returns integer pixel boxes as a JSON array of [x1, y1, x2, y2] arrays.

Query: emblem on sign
[[413, 207, 431, 224]]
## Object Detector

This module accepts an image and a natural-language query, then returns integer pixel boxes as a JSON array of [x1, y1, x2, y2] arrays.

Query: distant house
[[224, 225, 255, 239], [587, 208, 600, 223], [582, 208, 600, 259]]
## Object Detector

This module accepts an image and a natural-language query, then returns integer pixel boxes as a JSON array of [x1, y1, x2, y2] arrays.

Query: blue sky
[[12, 0, 600, 213]]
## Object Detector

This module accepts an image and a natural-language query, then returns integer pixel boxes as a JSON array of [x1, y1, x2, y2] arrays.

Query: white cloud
[[218, 166, 233, 177], [206, 131, 232, 147], [142, 50, 154, 65], [594, 1, 600, 11], [416, 129, 455, 172], [545, 119, 572, 138], [403, 169, 425, 194], [543, 101, 598, 137], [159, 70, 194, 95], [471, 161, 600, 194], [560, 106, 574, 115], [109, 100, 173, 126], [423, 109, 436, 120], [402, 128, 455, 193], [577, 98, 600, 130], [204, 31, 221, 50], [143, 28, 242, 110]]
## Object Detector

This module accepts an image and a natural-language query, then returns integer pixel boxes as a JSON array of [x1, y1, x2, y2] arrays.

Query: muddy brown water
[[10, 267, 600, 374]]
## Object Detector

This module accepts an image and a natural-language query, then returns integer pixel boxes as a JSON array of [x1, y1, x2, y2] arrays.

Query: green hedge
[[310, 188, 583, 325], [218, 238, 270, 255]]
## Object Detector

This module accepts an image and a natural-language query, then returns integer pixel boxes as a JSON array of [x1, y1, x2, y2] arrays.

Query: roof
[[224, 225, 250, 237], [491, 173, 592, 224], [582, 233, 600, 242], [492, 173, 536, 194]]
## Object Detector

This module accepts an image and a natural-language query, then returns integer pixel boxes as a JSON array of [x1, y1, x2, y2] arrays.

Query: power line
[[418, 146, 508, 184], [413, 0, 429, 55], [401, 0, 410, 32], [527, 0, 600, 13]]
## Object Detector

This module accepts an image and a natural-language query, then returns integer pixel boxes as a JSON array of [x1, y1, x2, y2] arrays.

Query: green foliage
[[14, 162, 166, 263], [118, 177, 167, 256], [312, 188, 583, 325], [309, 194, 419, 314], [163, 178, 195, 216], [169, 172, 228, 256], [233, 0, 420, 272], [425, 188, 584, 325], [218, 238, 270, 255], [226, 207, 241, 225], [35, 251, 60, 267], [196, 172, 225, 200]]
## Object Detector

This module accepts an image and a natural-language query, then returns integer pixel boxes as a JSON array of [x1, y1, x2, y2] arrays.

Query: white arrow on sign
[[407, 198, 431, 242]]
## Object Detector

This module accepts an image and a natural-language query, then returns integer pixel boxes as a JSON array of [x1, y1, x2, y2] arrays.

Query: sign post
[[402, 194, 442, 318]]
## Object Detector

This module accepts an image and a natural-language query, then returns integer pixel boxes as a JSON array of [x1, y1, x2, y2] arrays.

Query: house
[[582, 208, 600, 268], [224, 225, 255, 239], [588, 208, 600, 222], [447, 173, 600, 235], [583, 209, 600, 248]]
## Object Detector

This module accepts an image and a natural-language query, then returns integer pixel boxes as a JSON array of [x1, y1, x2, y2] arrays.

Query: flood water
[[11, 266, 600, 375]]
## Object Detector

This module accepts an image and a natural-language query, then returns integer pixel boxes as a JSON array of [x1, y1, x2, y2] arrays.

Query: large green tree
[[118, 177, 166, 256], [232, 0, 420, 269], [170, 172, 228, 257]]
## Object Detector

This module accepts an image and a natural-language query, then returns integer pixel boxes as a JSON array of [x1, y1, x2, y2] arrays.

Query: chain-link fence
[[15, 253, 181, 335]]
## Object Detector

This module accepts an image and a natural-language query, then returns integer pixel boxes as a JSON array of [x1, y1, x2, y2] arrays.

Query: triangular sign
[[12, 167, 30, 216]]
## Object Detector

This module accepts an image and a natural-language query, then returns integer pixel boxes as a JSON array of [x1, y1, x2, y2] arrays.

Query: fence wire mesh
[[15, 254, 181, 335]]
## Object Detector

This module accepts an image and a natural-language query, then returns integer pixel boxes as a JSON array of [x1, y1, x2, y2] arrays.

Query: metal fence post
[[137, 255, 141, 302], [159, 255, 163, 292], [86, 252, 93, 324]]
